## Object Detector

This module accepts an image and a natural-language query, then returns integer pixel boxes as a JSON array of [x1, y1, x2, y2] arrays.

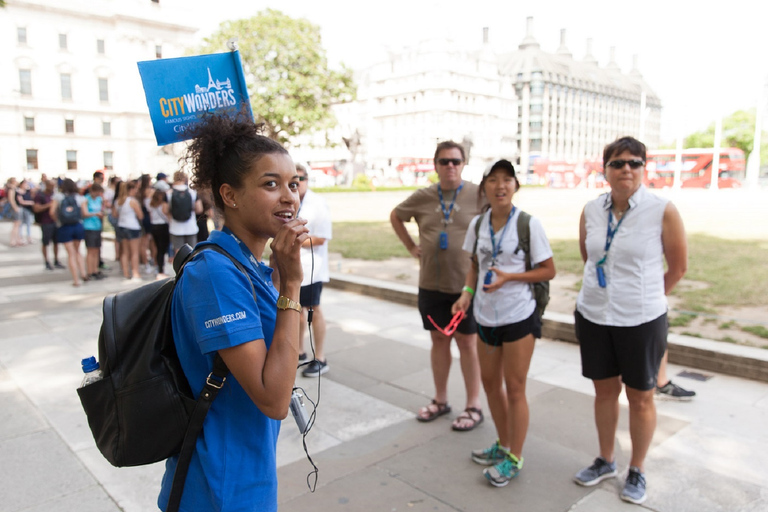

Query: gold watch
[[276, 296, 301, 312]]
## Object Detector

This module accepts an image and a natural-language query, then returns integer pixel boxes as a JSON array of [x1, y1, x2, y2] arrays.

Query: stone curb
[[328, 272, 768, 384]]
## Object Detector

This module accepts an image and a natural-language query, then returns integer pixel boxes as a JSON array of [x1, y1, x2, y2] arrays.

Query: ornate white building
[[0, 0, 199, 184], [340, 18, 662, 175]]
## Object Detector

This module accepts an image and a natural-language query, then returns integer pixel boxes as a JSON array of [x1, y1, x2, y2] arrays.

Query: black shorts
[[418, 288, 477, 335], [41, 223, 57, 246], [478, 311, 541, 346], [300, 282, 323, 307], [84, 229, 102, 248], [575, 310, 667, 391]]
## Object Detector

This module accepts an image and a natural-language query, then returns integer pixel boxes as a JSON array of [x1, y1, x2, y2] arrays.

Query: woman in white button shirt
[[572, 137, 687, 505]]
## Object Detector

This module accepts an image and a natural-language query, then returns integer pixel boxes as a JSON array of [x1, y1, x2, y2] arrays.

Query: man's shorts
[[418, 288, 477, 335], [84, 229, 102, 249], [300, 282, 323, 308], [478, 311, 541, 346], [575, 309, 667, 391], [40, 223, 57, 246], [57, 223, 85, 244]]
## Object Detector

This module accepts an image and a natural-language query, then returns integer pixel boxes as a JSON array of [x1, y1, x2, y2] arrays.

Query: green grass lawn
[[329, 222, 768, 312]]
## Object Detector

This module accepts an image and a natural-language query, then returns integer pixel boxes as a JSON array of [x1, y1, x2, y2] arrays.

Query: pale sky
[[194, 0, 767, 143]]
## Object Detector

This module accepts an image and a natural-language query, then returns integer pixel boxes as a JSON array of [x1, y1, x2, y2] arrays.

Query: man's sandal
[[452, 407, 484, 431], [416, 399, 452, 422]]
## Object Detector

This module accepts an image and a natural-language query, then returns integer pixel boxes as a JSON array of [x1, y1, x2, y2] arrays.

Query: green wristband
[[462, 285, 475, 296]]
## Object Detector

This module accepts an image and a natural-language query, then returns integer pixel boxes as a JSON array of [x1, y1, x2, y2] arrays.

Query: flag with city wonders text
[[137, 51, 252, 146]]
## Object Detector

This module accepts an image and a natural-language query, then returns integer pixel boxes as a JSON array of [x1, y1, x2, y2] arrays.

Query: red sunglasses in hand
[[427, 310, 466, 336]]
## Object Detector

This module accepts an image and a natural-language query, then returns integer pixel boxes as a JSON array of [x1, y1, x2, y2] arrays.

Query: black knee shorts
[[299, 282, 323, 307], [575, 309, 667, 391], [41, 223, 57, 246], [418, 288, 477, 335], [478, 311, 541, 346]]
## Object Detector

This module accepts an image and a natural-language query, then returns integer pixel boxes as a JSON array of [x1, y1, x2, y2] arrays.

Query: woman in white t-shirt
[[452, 159, 555, 488]]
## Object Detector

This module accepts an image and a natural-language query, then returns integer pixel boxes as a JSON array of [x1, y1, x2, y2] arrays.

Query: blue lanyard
[[221, 226, 271, 286], [437, 182, 463, 225], [597, 208, 627, 267], [488, 206, 515, 262]]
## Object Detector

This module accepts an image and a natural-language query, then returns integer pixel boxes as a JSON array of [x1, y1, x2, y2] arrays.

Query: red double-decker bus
[[644, 148, 745, 189]]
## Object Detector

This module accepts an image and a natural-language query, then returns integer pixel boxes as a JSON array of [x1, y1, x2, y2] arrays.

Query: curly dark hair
[[182, 111, 288, 211]]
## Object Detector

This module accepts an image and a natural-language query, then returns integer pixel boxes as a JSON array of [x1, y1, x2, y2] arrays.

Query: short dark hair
[[93, 171, 104, 181], [433, 140, 465, 164], [603, 136, 647, 167]]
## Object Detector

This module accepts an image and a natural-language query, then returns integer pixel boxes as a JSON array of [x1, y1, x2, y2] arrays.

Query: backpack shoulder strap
[[471, 211, 486, 258], [515, 210, 532, 271]]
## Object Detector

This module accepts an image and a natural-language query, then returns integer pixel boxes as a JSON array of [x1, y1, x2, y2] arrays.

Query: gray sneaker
[[620, 466, 647, 504], [302, 359, 328, 377], [573, 456, 617, 486], [471, 440, 506, 466], [655, 380, 695, 401]]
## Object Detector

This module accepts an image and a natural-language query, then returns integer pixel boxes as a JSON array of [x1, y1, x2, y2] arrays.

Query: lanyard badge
[[484, 207, 515, 288], [596, 208, 627, 288], [427, 310, 466, 336], [437, 183, 463, 250]]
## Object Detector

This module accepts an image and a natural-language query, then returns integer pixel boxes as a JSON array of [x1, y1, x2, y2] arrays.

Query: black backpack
[[472, 210, 550, 318], [59, 195, 81, 225], [170, 188, 193, 221], [77, 243, 255, 512]]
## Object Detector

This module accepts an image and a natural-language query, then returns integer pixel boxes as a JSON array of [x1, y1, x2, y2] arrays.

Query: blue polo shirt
[[158, 230, 280, 512]]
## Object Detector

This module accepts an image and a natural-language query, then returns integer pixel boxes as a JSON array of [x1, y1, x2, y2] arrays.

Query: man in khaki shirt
[[390, 141, 484, 431]]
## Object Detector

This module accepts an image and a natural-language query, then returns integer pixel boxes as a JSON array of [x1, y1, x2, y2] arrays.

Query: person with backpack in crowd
[[114, 179, 144, 282], [164, 170, 202, 256], [155, 112, 308, 512], [33, 179, 65, 270], [147, 188, 170, 279], [82, 183, 106, 280], [571, 137, 687, 505], [51, 178, 88, 286], [452, 159, 556, 487]]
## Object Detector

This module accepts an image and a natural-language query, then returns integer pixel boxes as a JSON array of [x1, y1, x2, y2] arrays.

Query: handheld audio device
[[290, 390, 310, 434]]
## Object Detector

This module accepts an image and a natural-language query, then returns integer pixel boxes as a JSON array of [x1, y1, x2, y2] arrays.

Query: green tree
[[194, 9, 355, 145], [685, 109, 758, 157]]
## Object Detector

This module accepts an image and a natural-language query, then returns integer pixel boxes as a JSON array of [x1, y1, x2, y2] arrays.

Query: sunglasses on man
[[606, 159, 645, 170], [437, 158, 463, 167]]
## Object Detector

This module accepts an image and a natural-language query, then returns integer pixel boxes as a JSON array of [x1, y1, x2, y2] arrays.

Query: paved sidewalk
[[1, 222, 767, 511]]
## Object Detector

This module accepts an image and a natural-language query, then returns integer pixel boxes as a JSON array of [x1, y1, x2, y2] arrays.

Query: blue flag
[[137, 51, 252, 146]]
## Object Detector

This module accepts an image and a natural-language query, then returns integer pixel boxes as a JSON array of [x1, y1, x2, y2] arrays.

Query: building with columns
[[339, 18, 661, 177], [0, 0, 199, 184], [501, 18, 661, 173]]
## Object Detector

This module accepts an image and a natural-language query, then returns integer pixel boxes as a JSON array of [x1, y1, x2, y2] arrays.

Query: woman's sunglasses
[[606, 159, 645, 169]]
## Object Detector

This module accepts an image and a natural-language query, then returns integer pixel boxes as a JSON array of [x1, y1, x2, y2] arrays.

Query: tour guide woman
[[157, 112, 309, 511], [452, 159, 556, 487], [572, 136, 687, 505]]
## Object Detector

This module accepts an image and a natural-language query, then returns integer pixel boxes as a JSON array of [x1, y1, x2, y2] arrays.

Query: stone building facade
[[0, 0, 198, 184]]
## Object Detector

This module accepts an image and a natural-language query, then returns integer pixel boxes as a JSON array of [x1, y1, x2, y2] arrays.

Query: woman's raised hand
[[269, 218, 309, 287]]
